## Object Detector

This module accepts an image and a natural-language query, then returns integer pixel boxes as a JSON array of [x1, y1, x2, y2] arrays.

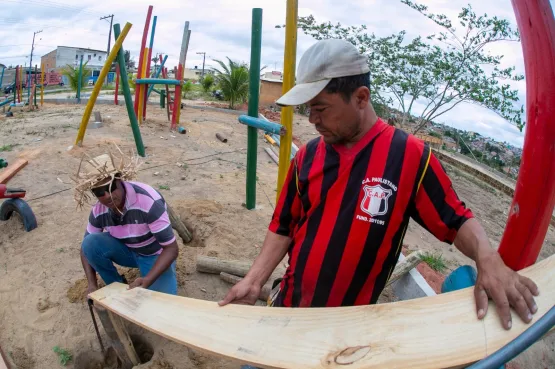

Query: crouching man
[[75, 153, 178, 296]]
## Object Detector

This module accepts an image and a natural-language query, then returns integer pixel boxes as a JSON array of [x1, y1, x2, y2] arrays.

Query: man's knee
[[81, 233, 105, 259]]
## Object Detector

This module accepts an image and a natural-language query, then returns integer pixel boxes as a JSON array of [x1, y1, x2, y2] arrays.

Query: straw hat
[[72, 146, 141, 208]]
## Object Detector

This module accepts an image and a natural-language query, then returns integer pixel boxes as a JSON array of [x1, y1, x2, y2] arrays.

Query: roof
[[261, 78, 282, 83], [57, 46, 107, 54]]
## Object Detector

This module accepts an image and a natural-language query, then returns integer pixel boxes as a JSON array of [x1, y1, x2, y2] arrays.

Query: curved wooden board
[[89, 255, 555, 369]]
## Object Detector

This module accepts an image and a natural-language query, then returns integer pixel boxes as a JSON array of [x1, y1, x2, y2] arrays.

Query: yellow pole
[[137, 47, 148, 124], [276, 0, 298, 201], [75, 22, 132, 146], [40, 63, 44, 106]]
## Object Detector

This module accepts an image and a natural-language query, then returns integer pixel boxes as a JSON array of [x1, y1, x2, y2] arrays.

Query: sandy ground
[[0, 103, 553, 369]]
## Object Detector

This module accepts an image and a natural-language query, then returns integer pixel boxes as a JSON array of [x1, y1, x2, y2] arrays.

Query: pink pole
[[114, 65, 120, 105]]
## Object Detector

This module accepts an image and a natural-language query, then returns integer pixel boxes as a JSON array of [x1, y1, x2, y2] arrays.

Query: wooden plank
[[107, 311, 140, 366], [90, 255, 555, 369], [94, 306, 136, 369], [0, 158, 28, 184]]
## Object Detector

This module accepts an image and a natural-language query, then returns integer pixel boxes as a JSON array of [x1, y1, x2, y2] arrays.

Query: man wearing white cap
[[220, 39, 539, 332]]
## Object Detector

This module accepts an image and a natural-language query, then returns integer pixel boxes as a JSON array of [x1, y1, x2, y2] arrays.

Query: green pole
[[77, 55, 83, 103], [160, 89, 165, 108], [245, 8, 263, 210], [114, 23, 146, 157], [34, 85, 37, 107]]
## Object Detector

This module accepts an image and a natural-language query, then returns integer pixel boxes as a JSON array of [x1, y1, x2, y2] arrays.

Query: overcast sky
[[2, 0, 554, 147]]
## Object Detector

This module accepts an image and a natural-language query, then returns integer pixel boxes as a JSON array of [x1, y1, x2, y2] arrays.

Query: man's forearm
[[243, 230, 291, 287], [144, 242, 178, 286], [454, 218, 496, 263], [80, 249, 98, 287]]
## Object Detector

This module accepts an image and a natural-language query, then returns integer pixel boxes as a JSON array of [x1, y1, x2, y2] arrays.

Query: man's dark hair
[[324, 72, 370, 102]]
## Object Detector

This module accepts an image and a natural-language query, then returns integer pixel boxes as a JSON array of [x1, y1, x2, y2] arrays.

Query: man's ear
[[354, 86, 370, 108]]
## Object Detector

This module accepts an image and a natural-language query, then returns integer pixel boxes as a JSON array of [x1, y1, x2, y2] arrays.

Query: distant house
[[41, 46, 107, 72], [182, 66, 214, 81], [259, 71, 283, 107]]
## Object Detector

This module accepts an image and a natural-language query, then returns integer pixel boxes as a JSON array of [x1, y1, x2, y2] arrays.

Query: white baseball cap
[[276, 39, 370, 106]]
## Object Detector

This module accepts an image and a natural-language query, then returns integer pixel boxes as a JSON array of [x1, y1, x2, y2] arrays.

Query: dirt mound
[[36, 297, 59, 312], [73, 347, 118, 369], [67, 278, 105, 303]]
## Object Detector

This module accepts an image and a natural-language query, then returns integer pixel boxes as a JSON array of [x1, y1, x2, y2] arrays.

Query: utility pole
[[196, 52, 206, 78], [100, 15, 115, 54], [100, 14, 114, 85], [28, 29, 42, 100]]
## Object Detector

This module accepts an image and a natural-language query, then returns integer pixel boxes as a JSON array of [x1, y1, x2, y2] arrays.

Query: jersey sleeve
[[410, 151, 474, 244], [84, 209, 103, 237], [268, 154, 303, 238], [147, 199, 176, 246]]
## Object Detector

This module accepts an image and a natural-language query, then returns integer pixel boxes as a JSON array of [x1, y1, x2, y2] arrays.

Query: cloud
[[2, 0, 552, 147]]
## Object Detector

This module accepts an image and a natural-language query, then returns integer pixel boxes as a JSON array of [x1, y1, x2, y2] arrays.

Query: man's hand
[[128, 277, 152, 290], [86, 284, 98, 299], [475, 250, 539, 330], [218, 278, 261, 306]]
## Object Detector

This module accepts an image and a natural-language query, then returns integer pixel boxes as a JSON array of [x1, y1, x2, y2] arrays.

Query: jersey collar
[[331, 118, 388, 156]]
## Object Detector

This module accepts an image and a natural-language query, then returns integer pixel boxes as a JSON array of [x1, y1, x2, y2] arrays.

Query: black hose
[[466, 305, 555, 369]]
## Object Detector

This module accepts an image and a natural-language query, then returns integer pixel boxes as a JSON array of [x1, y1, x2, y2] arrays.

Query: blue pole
[[147, 55, 168, 98], [239, 115, 284, 136], [149, 16, 157, 51], [136, 78, 179, 85], [0, 66, 5, 88], [77, 56, 83, 103]]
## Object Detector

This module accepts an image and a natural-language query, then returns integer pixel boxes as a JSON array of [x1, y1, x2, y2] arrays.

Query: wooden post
[[166, 204, 193, 244], [385, 250, 424, 287], [94, 306, 138, 369], [196, 256, 285, 281]]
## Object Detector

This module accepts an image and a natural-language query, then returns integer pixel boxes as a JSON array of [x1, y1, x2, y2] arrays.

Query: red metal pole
[[115, 64, 120, 105], [133, 5, 153, 115], [498, 0, 555, 270], [171, 64, 183, 130], [16, 65, 20, 103]]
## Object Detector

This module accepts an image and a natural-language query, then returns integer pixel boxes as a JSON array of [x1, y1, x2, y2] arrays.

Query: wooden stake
[[166, 204, 193, 244], [93, 306, 136, 369], [385, 250, 424, 287], [0, 344, 10, 369], [107, 311, 140, 366]]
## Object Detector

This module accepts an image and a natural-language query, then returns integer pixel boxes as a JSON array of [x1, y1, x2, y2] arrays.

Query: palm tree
[[61, 62, 91, 93], [212, 58, 250, 109]]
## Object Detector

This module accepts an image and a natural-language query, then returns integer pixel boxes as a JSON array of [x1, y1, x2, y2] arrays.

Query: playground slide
[[89, 254, 554, 369]]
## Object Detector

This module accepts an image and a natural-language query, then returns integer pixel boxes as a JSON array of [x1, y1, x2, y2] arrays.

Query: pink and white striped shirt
[[85, 181, 176, 256]]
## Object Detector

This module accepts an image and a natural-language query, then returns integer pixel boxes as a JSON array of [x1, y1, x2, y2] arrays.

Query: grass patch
[[421, 252, 448, 273], [0, 144, 14, 152], [159, 185, 170, 190], [53, 346, 72, 366]]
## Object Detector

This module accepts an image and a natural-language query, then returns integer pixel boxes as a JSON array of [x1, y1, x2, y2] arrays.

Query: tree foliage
[[292, 0, 525, 133], [201, 74, 215, 93], [124, 50, 135, 70], [60, 62, 91, 93], [212, 57, 250, 109], [182, 80, 193, 99]]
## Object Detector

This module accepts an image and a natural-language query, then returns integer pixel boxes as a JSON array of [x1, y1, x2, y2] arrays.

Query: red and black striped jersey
[[269, 118, 473, 308]]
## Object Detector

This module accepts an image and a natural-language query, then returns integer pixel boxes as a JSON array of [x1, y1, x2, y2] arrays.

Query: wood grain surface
[[89, 255, 555, 369]]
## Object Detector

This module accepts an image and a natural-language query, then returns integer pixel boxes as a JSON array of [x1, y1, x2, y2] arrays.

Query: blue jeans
[[82, 232, 177, 295]]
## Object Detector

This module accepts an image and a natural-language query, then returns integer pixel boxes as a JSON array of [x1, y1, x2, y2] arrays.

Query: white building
[[41, 46, 108, 71]]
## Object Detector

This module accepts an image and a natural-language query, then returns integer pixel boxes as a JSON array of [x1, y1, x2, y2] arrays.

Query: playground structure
[[74, 5, 192, 155]]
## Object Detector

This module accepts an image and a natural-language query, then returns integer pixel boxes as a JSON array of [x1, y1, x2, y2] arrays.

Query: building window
[[88, 55, 91, 61], [75, 55, 78, 60], [94, 53, 96, 57], [98, 56, 102, 61]]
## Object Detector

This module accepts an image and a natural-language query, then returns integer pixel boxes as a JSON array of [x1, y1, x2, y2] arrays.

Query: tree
[[292, 0, 525, 134], [201, 74, 215, 93], [212, 57, 250, 109], [60, 62, 91, 93], [182, 81, 193, 99], [124, 51, 136, 70]]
